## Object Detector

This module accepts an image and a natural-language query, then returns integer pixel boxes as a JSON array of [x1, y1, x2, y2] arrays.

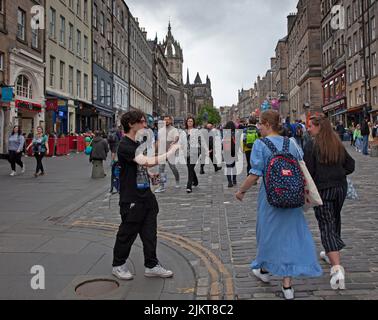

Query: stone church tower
[[163, 22, 183, 84], [160, 22, 213, 122]]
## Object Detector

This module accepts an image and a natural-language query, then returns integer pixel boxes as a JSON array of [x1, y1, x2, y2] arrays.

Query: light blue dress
[[249, 136, 323, 278]]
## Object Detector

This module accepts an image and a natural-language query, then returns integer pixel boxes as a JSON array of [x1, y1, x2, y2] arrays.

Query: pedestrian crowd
[[4, 108, 376, 300]]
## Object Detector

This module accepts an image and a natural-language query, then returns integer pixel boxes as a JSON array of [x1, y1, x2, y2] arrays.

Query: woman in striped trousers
[[304, 114, 355, 290]]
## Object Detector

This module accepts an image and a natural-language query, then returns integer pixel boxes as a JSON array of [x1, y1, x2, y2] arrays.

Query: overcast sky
[[127, 0, 298, 107]]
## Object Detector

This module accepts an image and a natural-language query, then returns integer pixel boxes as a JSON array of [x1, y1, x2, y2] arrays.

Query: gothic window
[[168, 96, 175, 116], [15, 75, 33, 99]]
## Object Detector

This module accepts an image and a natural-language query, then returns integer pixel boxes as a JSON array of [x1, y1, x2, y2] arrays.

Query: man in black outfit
[[336, 121, 345, 142], [200, 122, 222, 174], [112, 110, 179, 280]]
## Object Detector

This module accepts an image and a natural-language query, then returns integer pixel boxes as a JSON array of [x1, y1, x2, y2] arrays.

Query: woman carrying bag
[[304, 114, 355, 291], [235, 110, 322, 300], [26, 126, 49, 177]]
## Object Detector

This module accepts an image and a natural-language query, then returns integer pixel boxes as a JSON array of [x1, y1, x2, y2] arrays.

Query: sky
[[127, 0, 298, 107]]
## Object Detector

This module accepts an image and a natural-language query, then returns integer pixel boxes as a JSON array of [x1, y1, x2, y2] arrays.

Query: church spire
[[186, 69, 190, 85], [168, 21, 172, 37], [194, 72, 202, 84]]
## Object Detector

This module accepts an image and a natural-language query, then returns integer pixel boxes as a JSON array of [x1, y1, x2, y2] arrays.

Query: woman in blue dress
[[235, 110, 322, 300]]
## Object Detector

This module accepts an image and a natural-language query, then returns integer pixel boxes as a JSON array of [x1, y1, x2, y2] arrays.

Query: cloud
[[127, 0, 298, 106]]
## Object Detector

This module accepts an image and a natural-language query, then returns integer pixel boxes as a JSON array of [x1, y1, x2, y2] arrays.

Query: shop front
[[15, 99, 43, 137], [322, 68, 347, 125], [347, 105, 365, 126], [76, 102, 97, 133], [45, 98, 69, 135]]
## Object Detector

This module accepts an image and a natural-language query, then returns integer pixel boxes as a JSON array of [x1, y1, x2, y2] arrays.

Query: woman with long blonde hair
[[304, 114, 355, 290]]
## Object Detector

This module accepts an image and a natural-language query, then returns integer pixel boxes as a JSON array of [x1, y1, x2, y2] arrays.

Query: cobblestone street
[[61, 144, 378, 300]]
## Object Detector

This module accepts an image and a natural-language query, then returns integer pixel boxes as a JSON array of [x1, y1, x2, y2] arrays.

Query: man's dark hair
[[248, 117, 257, 125], [121, 110, 146, 133]]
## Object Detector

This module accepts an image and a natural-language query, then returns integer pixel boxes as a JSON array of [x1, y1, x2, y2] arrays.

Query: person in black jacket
[[360, 117, 370, 156], [90, 131, 109, 178], [304, 113, 355, 291]]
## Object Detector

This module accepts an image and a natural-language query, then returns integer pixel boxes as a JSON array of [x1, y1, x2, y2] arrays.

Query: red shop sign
[[15, 100, 42, 112], [46, 99, 58, 111]]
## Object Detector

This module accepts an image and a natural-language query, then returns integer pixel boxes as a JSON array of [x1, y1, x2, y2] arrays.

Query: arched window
[[168, 96, 175, 116], [15, 75, 33, 99]]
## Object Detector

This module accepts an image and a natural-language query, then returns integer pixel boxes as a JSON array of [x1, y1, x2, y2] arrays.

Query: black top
[[361, 120, 370, 136], [118, 136, 154, 204], [304, 140, 355, 190]]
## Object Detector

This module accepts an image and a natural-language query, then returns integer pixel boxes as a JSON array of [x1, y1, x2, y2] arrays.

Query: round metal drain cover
[[75, 279, 120, 298]]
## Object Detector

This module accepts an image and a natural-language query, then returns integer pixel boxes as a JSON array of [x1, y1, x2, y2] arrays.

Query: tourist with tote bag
[[304, 114, 355, 291], [290, 137, 323, 211]]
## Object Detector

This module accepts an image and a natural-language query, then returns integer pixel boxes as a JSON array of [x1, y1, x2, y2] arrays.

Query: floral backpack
[[262, 137, 305, 209]]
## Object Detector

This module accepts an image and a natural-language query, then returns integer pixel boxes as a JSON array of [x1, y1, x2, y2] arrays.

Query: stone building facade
[[287, 0, 322, 121], [129, 15, 153, 116], [45, 0, 93, 135], [321, 0, 347, 124], [273, 37, 290, 120], [149, 36, 168, 117], [161, 23, 213, 124], [0, 0, 45, 154]]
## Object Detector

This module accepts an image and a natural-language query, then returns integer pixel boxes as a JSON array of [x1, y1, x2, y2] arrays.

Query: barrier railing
[[25, 135, 87, 157]]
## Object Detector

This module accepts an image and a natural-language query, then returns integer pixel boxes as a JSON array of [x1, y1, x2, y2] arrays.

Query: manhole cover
[[75, 279, 120, 298]]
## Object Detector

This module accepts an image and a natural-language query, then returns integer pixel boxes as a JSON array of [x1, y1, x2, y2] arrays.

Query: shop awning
[[332, 109, 347, 117], [347, 105, 364, 114]]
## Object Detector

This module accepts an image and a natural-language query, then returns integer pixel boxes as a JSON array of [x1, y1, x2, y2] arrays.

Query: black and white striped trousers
[[314, 185, 348, 254]]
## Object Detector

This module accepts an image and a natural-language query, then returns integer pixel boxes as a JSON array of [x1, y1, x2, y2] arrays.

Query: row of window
[[15, 7, 39, 49], [130, 86, 152, 113], [93, 76, 111, 106], [49, 56, 89, 100], [93, 1, 127, 34], [49, 7, 89, 60], [347, 52, 378, 84], [60, 0, 89, 24]]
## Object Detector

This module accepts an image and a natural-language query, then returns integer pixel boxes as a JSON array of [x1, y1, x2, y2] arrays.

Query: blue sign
[[1, 87, 14, 102]]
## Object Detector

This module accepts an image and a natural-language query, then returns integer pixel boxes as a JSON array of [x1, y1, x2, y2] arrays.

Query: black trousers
[[201, 151, 220, 172], [9, 151, 23, 171], [245, 150, 252, 175], [314, 185, 347, 254], [113, 197, 159, 268], [187, 162, 199, 189], [34, 152, 45, 174], [226, 162, 237, 184]]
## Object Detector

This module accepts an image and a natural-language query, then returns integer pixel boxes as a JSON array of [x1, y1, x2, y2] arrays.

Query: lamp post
[[303, 102, 311, 128]]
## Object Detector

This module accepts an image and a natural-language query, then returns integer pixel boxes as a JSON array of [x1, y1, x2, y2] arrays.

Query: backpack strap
[[282, 137, 290, 153], [261, 138, 279, 154]]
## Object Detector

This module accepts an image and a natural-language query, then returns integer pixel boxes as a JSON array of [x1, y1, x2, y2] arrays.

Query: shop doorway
[[22, 117, 34, 137]]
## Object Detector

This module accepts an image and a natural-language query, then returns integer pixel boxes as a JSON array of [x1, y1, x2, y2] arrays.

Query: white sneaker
[[21, 165, 25, 174], [145, 265, 173, 278], [112, 263, 134, 281], [281, 286, 295, 300], [175, 182, 181, 189], [252, 269, 270, 283], [320, 251, 331, 265], [10, 171, 16, 176], [155, 186, 166, 193], [330, 265, 346, 290]]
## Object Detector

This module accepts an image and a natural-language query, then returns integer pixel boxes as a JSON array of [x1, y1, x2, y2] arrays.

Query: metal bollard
[[371, 144, 378, 157], [92, 160, 106, 179]]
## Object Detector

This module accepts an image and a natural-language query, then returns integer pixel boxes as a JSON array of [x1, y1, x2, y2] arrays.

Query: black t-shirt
[[118, 136, 154, 204]]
